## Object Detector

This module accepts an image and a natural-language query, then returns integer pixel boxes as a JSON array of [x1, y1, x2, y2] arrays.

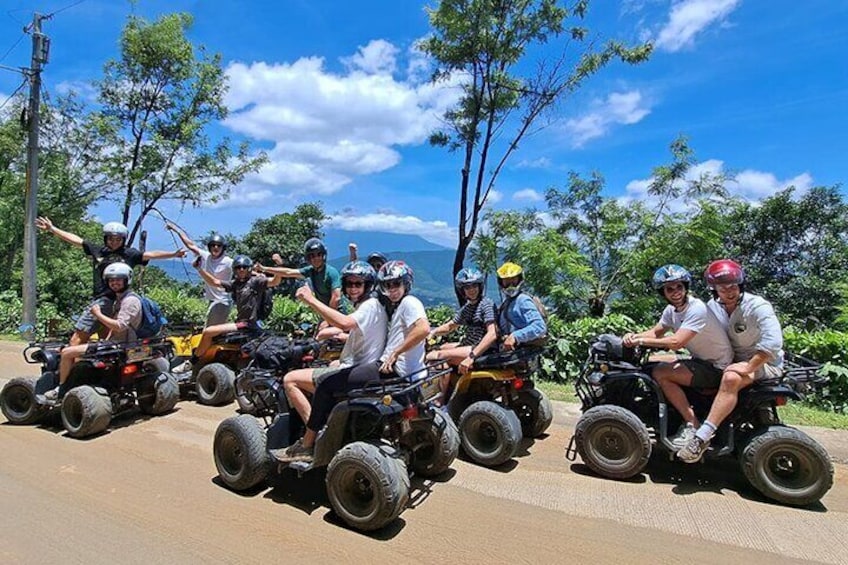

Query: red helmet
[[704, 259, 745, 288]]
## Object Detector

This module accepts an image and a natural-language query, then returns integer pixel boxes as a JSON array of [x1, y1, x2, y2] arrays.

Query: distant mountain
[[322, 229, 452, 256]]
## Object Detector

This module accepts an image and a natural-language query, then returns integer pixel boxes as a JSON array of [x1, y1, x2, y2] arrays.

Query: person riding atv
[[566, 334, 834, 507]]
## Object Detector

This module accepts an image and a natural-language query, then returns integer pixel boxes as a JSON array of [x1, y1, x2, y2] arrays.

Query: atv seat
[[473, 345, 544, 370], [212, 330, 260, 345]]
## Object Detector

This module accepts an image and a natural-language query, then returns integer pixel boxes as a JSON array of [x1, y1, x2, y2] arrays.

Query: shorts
[[312, 366, 342, 387], [681, 358, 724, 388], [74, 296, 114, 334], [205, 301, 232, 327], [754, 363, 782, 381]]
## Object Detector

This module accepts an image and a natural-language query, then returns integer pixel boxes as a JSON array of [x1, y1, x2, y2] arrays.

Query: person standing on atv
[[272, 260, 429, 463], [675, 259, 785, 463], [166, 224, 233, 327], [35, 217, 186, 346], [44, 263, 143, 401], [179, 255, 283, 372], [262, 238, 342, 309], [274, 261, 388, 461], [495, 262, 547, 351], [427, 267, 498, 398], [622, 264, 734, 450]]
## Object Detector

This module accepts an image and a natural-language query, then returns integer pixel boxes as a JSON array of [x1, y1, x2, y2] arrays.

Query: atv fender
[[453, 368, 515, 396]]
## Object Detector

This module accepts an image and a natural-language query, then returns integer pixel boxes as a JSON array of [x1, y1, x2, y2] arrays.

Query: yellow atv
[[446, 345, 552, 467]]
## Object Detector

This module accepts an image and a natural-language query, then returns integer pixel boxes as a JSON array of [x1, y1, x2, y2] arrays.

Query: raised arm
[[165, 223, 203, 256], [36, 216, 83, 248], [143, 248, 187, 261], [295, 285, 356, 331], [256, 263, 303, 279]]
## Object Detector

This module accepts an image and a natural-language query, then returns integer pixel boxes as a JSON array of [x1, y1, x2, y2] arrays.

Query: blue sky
[[2, 0, 847, 252]]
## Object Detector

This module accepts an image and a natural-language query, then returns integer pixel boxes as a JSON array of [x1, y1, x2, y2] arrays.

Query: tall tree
[[421, 0, 652, 284], [96, 13, 267, 244]]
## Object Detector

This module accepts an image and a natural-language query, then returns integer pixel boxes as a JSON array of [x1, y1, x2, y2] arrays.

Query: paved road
[[1, 341, 846, 564]]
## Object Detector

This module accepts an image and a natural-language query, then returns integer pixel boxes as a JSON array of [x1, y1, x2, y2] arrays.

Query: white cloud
[[564, 90, 651, 147], [222, 40, 464, 199], [513, 188, 543, 202], [486, 190, 503, 205], [55, 80, 99, 102], [326, 212, 457, 247], [515, 157, 552, 170], [624, 159, 814, 208], [654, 0, 740, 52], [204, 184, 276, 209]]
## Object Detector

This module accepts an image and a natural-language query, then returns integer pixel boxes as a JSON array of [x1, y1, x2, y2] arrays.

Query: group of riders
[[33, 217, 547, 464], [33, 217, 783, 466]]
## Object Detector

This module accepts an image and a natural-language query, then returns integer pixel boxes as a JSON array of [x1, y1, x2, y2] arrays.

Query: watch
[[468, 350, 476, 360]]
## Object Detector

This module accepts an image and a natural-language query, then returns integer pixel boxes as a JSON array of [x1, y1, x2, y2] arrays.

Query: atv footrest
[[284, 460, 314, 475]]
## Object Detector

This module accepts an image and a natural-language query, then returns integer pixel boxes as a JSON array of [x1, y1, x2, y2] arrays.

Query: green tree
[[95, 13, 267, 244], [724, 186, 848, 326], [239, 203, 327, 267], [420, 0, 652, 285]]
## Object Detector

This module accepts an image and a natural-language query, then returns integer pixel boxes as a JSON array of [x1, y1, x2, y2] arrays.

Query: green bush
[[265, 296, 319, 335], [0, 290, 23, 334], [145, 286, 208, 327], [784, 327, 848, 413], [539, 313, 637, 382]]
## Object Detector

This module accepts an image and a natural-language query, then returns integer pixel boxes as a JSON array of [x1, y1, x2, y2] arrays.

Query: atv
[[565, 334, 834, 507], [168, 327, 261, 406], [213, 365, 459, 532], [445, 345, 553, 467], [0, 337, 178, 439]]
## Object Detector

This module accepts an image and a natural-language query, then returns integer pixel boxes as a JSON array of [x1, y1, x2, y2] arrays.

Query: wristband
[[468, 351, 476, 360]]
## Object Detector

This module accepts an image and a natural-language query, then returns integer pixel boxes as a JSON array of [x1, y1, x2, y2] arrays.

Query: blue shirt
[[498, 293, 547, 345]]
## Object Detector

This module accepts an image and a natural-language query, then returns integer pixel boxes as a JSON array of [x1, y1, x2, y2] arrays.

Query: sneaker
[[269, 439, 314, 463], [677, 435, 711, 463], [36, 386, 60, 405], [669, 423, 697, 450], [172, 360, 193, 374]]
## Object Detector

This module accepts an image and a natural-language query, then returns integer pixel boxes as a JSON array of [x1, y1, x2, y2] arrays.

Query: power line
[[46, 0, 87, 19], [0, 31, 25, 64], [0, 77, 27, 112]]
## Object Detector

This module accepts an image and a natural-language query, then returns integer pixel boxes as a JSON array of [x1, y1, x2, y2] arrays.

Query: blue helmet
[[233, 255, 254, 270], [454, 267, 485, 294], [652, 264, 692, 292]]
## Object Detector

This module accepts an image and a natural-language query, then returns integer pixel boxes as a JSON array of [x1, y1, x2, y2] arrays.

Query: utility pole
[[21, 13, 49, 341]]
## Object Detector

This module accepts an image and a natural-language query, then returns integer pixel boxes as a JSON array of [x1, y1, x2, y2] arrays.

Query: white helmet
[[102, 222, 128, 243], [103, 262, 133, 286]]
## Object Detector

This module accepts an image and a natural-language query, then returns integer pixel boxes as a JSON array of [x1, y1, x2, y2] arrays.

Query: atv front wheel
[[574, 405, 651, 480], [1, 377, 45, 425], [196, 363, 235, 405], [213, 415, 271, 491], [741, 425, 833, 507], [408, 409, 460, 477], [458, 400, 522, 467], [326, 442, 409, 532], [514, 388, 554, 438], [61, 385, 112, 438]]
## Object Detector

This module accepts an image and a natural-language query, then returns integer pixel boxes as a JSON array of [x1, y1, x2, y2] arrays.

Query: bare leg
[[653, 362, 699, 426], [195, 322, 237, 358], [704, 370, 752, 429], [283, 368, 316, 423], [58, 344, 89, 384], [69, 331, 90, 347]]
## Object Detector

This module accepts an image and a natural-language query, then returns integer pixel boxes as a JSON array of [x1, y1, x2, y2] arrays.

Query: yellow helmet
[[497, 262, 523, 279]]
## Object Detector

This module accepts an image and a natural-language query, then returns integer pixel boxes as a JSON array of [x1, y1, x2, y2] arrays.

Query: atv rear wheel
[[514, 388, 554, 438], [741, 425, 834, 507], [326, 442, 409, 532], [137, 372, 180, 415], [458, 400, 522, 467], [213, 415, 271, 491], [574, 405, 651, 480], [408, 409, 459, 477], [61, 386, 112, 438], [196, 363, 235, 406], [1, 377, 45, 425]]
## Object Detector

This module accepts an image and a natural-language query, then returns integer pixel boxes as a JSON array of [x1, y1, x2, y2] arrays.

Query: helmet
[[377, 260, 414, 296], [705, 259, 745, 289], [102, 222, 128, 245], [366, 251, 388, 270], [103, 262, 132, 287], [652, 264, 692, 292], [341, 261, 377, 298], [303, 238, 327, 258], [454, 267, 485, 294], [233, 255, 254, 270], [207, 233, 227, 252], [496, 262, 524, 298]]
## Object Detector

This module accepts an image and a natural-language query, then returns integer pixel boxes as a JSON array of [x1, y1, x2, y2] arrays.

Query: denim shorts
[[74, 296, 114, 334]]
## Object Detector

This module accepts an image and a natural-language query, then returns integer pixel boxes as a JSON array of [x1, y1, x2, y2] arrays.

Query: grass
[[537, 378, 848, 430], [0, 333, 24, 342]]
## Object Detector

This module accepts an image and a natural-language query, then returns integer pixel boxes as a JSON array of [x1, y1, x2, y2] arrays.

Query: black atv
[[565, 334, 834, 507], [213, 365, 460, 532], [0, 338, 178, 439]]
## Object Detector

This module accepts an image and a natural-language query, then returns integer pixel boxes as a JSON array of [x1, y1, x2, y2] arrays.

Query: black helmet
[[304, 238, 326, 258], [233, 255, 253, 270], [366, 251, 388, 270], [207, 233, 227, 252]]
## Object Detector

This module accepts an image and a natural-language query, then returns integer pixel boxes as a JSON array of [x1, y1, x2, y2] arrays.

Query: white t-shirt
[[707, 293, 784, 369], [660, 297, 734, 369], [338, 298, 388, 368], [380, 296, 428, 380], [200, 250, 233, 303]]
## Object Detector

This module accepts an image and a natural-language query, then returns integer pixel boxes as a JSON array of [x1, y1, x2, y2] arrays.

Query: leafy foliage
[[784, 327, 848, 413]]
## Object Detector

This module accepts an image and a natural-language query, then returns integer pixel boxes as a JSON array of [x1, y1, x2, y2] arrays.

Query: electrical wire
[[0, 77, 27, 112], [0, 31, 25, 65], [45, 0, 87, 19], [149, 206, 198, 283]]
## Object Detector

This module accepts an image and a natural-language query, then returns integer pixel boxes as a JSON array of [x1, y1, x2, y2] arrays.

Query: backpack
[[257, 287, 274, 321], [133, 293, 167, 338], [500, 292, 549, 346], [525, 292, 549, 324]]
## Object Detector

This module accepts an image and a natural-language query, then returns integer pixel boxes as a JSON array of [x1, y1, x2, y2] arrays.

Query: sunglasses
[[209, 243, 223, 248], [383, 280, 403, 289], [344, 281, 365, 288], [663, 283, 685, 292], [715, 283, 739, 291], [234, 266, 250, 271], [306, 252, 323, 259]]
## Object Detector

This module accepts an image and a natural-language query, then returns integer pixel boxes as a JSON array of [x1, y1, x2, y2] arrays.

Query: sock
[[695, 420, 717, 442]]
